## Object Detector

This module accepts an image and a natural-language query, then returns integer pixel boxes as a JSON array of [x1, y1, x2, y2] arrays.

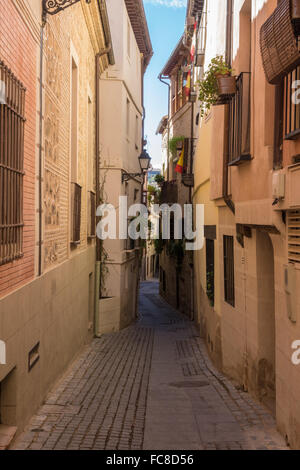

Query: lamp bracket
[[121, 171, 143, 184], [42, 0, 90, 21]]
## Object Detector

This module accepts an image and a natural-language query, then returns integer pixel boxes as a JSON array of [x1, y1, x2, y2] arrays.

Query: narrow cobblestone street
[[12, 281, 289, 451]]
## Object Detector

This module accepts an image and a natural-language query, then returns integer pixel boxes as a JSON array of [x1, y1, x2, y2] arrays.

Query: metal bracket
[[121, 171, 143, 184], [42, 0, 91, 22]]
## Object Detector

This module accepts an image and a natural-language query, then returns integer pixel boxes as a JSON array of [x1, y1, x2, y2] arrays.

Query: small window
[[223, 236, 235, 306], [71, 58, 78, 183], [127, 20, 131, 58], [126, 98, 130, 137], [87, 95, 93, 190], [206, 239, 215, 307], [135, 115, 139, 149]]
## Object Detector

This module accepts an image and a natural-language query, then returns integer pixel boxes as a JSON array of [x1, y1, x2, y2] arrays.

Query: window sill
[[285, 129, 300, 141], [228, 154, 252, 166]]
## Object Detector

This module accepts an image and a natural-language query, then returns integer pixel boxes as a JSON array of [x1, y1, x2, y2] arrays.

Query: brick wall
[[0, 0, 37, 297]]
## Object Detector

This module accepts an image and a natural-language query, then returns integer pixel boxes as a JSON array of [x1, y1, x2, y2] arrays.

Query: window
[[228, 73, 251, 165], [87, 95, 93, 190], [71, 183, 82, 244], [206, 239, 215, 307], [135, 115, 139, 149], [0, 61, 25, 266], [171, 69, 189, 116], [284, 65, 300, 141], [70, 57, 80, 245], [223, 235, 235, 306], [126, 98, 130, 137], [88, 191, 96, 238], [127, 20, 131, 59], [71, 57, 78, 183]]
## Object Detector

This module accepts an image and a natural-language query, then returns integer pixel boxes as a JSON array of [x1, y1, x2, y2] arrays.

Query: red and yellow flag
[[175, 147, 184, 174], [185, 70, 191, 97]]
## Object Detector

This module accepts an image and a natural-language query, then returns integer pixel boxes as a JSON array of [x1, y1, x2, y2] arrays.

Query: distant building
[[157, 0, 203, 319], [147, 168, 162, 188], [98, 0, 153, 333]]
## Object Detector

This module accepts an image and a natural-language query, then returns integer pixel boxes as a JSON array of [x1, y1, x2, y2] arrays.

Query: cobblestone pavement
[[12, 281, 289, 450]]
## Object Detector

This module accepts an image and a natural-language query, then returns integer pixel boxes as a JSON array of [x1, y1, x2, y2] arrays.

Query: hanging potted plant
[[168, 136, 185, 157], [197, 55, 236, 117]]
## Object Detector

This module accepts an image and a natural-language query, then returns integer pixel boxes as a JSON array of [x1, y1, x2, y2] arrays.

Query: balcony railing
[[71, 182, 82, 244], [284, 65, 300, 140], [171, 87, 189, 116], [160, 181, 178, 204], [88, 190, 96, 238], [228, 72, 251, 166]]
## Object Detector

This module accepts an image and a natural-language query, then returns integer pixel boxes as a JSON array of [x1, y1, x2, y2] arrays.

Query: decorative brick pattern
[[0, 0, 37, 296]]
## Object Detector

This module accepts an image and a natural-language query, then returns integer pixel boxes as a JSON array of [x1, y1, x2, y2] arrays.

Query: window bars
[[88, 190, 96, 238], [284, 65, 300, 140], [0, 60, 26, 266], [71, 182, 82, 244], [223, 235, 235, 307]]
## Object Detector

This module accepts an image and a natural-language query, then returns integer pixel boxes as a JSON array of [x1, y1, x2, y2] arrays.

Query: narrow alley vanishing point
[[12, 282, 288, 451]]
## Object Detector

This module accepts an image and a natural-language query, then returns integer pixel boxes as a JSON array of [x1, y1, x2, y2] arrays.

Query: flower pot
[[216, 75, 236, 96], [292, 0, 300, 20]]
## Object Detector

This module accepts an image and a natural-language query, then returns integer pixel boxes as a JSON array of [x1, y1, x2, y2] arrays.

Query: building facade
[[193, 0, 300, 449], [0, 0, 112, 439], [98, 0, 153, 334], [157, 1, 204, 319]]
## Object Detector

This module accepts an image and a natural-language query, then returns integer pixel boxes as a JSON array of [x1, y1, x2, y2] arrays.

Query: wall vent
[[288, 210, 300, 264]]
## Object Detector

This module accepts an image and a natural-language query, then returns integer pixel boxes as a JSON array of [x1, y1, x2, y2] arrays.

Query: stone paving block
[[12, 281, 289, 451]]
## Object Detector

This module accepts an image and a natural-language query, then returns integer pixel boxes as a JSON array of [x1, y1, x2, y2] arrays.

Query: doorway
[[256, 231, 276, 414]]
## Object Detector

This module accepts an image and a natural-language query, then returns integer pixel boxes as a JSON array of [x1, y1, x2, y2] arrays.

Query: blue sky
[[143, 0, 187, 169]]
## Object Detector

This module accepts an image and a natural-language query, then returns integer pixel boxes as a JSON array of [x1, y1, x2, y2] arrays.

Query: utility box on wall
[[272, 172, 285, 201], [284, 264, 298, 323]]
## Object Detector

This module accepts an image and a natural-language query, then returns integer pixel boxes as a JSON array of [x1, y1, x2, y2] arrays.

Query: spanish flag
[[175, 147, 184, 174], [185, 69, 191, 97]]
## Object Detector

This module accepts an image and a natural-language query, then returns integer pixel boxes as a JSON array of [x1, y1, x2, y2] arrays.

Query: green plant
[[168, 136, 185, 157], [154, 238, 165, 255], [154, 174, 165, 185], [147, 184, 161, 205], [206, 270, 214, 307], [99, 169, 110, 298], [166, 239, 185, 266], [197, 55, 233, 117]]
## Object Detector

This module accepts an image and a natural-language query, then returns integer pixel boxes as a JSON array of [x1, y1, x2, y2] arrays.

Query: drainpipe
[[158, 74, 171, 181], [38, 19, 46, 277], [94, 45, 112, 338]]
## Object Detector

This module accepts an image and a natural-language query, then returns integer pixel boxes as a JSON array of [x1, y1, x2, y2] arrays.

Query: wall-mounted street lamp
[[122, 150, 151, 184], [43, 0, 91, 19]]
